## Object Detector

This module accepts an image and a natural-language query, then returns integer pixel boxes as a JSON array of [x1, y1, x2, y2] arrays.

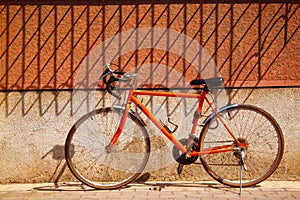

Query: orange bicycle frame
[[107, 88, 244, 156]]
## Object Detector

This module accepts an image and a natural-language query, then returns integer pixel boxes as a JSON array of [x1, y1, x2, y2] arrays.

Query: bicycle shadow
[[38, 147, 260, 194], [41, 144, 75, 189], [133, 172, 261, 195], [34, 182, 95, 191], [140, 182, 241, 195], [34, 171, 260, 194]]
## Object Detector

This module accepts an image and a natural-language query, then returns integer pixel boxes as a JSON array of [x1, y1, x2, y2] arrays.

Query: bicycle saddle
[[190, 77, 224, 89]]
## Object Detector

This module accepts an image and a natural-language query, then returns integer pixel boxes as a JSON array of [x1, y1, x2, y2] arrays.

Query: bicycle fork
[[105, 104, 131, 153]]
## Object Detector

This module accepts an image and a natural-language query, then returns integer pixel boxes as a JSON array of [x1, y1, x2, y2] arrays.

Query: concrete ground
[[0, 181, 299, 200]]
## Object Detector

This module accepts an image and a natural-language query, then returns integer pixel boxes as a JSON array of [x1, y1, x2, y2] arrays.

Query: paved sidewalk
[[0, 181, 299, 200]]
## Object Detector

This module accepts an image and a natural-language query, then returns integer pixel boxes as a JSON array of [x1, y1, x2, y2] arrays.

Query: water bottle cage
[[160, 118, 178, 134]]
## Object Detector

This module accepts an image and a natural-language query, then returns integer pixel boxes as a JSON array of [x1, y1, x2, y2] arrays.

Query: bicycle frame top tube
[[133, 90, 204, 99]]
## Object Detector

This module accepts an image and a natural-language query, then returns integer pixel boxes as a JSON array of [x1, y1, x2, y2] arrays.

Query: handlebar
[[101, 64, 136, 100]]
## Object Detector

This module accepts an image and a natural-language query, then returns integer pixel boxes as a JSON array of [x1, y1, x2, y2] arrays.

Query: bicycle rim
[[65, 107, 150, 189], [199, 104, 284, 187]]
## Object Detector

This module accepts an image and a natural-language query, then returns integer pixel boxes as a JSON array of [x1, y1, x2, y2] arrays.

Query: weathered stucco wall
[[0, 1, 299, 183], [0, 88, 299, 183]]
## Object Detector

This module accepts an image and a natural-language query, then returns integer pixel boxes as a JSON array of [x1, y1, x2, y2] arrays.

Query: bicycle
[[65, 63, 284, 191]]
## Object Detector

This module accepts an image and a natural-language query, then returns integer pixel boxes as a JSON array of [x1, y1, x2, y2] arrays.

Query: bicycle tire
[[199, 104, 284, 187], [65, 107, 150, 189]]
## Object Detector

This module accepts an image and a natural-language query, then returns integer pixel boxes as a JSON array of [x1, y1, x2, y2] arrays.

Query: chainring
[[172, 138, 199, 165]]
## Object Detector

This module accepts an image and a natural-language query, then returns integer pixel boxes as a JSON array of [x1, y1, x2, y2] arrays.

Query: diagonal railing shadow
[[0, 1, 298, 119]]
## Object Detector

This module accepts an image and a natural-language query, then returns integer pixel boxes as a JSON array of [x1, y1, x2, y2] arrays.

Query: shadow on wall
[[42, 144, 74, 187], [0, 1, 299, 117], [0, 1, 298, 184]]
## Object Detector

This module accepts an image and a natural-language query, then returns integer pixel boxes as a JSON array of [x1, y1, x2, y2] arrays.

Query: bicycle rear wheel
[[199, 104, 284, 187], [65, 107, 150, 189]]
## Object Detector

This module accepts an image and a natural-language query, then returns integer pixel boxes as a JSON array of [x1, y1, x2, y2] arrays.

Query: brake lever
[[106, 76, 122, 100], [101, 64, 136, 100]]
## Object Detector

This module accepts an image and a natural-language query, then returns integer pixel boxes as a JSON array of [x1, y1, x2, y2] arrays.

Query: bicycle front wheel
[[199, 104, 284, 187], [65, 107, 150, 189]]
